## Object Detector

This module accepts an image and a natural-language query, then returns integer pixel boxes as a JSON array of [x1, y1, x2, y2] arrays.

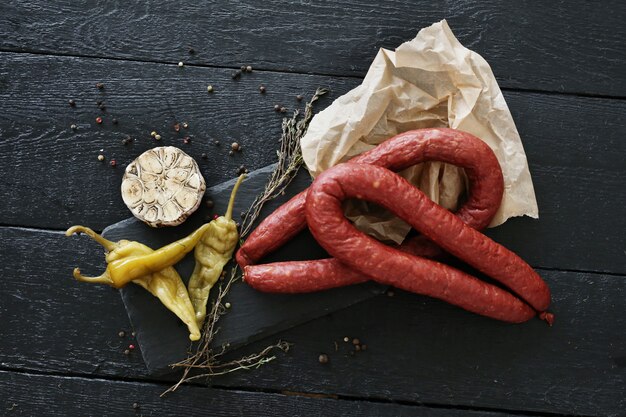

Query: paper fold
[[301, 20, 538, 244]]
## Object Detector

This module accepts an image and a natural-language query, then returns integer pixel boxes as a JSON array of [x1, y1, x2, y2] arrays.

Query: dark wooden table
[[1, 2, 625, 416]]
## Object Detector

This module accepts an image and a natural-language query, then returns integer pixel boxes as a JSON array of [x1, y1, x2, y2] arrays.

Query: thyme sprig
[[163, 88, 328, 396]]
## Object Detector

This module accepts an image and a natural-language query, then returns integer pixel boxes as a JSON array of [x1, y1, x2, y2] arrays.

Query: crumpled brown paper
[[301, 20, 538, 244]]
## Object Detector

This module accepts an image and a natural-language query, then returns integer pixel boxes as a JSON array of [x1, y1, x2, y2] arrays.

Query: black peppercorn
[[112, 118, 118, 125], [201, 152, 207, 159], [240, 65, 246, 71], [296, 94, 303, 101], [274, 104, 280, 111], [96, 82, 104, 90], [188, 48, 195, 55], [214, 140, 220, 146], [68, 99, 76, 107], [259, 85, 266, 93], [205, 199, 214, 208], [232, 70, 242, 79], [280, 106, 287, 113]]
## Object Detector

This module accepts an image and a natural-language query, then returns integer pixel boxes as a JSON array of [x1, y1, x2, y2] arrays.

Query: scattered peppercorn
[[280, 107, 287, 113], [232, 70, 242, 79], [343, 337, 349, 342], [188, 48, 195, 55], [296, 94, 303, 101], [99, 104, 106, 111], [207, 85, 214, 93], [98, 154, 105, 161], [110, 159, 117, 167], [237, 165, 247, 175], [240, 65, 246, 72], [228, 150, 234, 156], [231, 142, 240, 151], [124, 349, 130, 355], [68, 99, 76, 107], [112, 118, 118, 125], [213, 140, 220, 146], [274, 104, 280, 111], [259, 85, 266, 93], [355, 345, 361, 351], [96, 82, 104, 90], [352, 338, 360, 345], [201, 152, 207, 159], [246, 65, 252, 72], [205, 199, 214, 208], [154, 134, 162, 141], [318, 354, 329, 364], [182, 122, 188, 129], [150, 131, 157, 137], [129, 344, 135, 350], [118, 331, 126, 337], [71, 124, 77, 130], [224, 302, 232, 309], [132, 403, 140, 410], [178, 61, 184, 67], [174, 123, 180, 132], [96, 100, 103, 106], [131, 331, 136, 337], [240, 211, 246, 219], [96, 117, 103, 124], [183, 137, 190, 144]]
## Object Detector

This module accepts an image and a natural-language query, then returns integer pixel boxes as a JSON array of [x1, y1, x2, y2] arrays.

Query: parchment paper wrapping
[[301, 20, 538, 244]]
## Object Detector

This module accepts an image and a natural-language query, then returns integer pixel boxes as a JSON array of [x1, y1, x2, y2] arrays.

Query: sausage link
[[243, 259, 368, 293], [305, 163, 550, 315], [237, 128, 503, 267]]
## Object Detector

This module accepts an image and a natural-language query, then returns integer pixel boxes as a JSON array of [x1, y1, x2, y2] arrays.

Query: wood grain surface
[[0, 371, 537, 417], [1, 1, 625, 416], [0, 1, 624, 96]]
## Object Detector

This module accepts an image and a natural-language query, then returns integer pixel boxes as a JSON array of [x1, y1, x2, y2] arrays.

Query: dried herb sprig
[[163, 88, 328, 396]]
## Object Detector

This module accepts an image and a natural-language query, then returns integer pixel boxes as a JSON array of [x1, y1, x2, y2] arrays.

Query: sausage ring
[[237, 128, 503, 267]]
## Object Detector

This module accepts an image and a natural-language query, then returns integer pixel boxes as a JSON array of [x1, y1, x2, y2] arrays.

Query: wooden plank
[[0, 371, 524, 417], [1, 227, 625, 415], [0, 53, 624, 273], [0, 1, 624, 96]]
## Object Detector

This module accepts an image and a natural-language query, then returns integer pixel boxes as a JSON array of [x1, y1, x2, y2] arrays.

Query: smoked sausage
[[237, 128, 503, 268], [305, 163, 551, 315]]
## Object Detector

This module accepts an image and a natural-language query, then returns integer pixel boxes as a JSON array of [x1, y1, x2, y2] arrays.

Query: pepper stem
[[73, 267, 114, 286], [225, 174, 246, 221], [66, 226, 117, 252]]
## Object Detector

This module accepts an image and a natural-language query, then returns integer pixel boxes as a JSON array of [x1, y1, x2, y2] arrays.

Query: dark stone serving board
[[103, 165, 384, 375]]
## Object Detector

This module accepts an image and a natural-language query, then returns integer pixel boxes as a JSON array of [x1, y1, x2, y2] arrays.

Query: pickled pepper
[[188, 174, 245, 327], [66, 226, 202, 341]]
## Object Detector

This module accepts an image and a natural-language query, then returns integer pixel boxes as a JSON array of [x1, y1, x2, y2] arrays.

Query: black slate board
[[103, 165, 384, 374]]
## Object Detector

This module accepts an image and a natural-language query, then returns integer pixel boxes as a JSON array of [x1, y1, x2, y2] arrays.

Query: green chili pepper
[[66, 226, 201, 341], [188, 174, 245, 327]]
